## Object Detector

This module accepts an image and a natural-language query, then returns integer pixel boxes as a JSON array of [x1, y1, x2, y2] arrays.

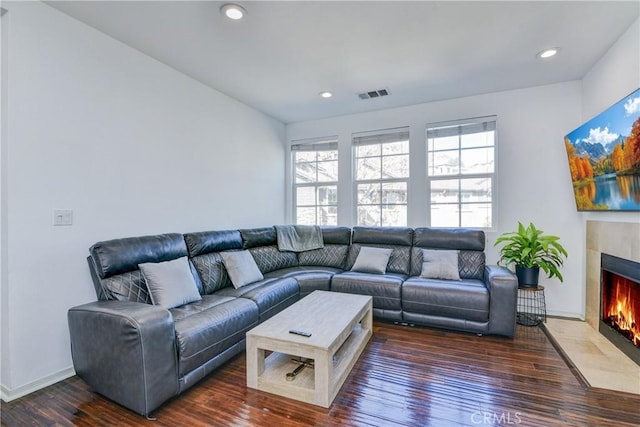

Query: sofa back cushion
[[184, 230, 243, 294], [240, 227, 277, 249], [411, 227, 485, 279], [239, 227, 298, 274], [189, 253, 233, 294], [248, 246, 298, 274], [298, 226, 351, 269], [346, 227, 413, 275], [184, 229, 242, 257], [88, 233, 197, 303]]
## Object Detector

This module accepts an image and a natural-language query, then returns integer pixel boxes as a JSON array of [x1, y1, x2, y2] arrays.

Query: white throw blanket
[[275, 225, 324, 252]]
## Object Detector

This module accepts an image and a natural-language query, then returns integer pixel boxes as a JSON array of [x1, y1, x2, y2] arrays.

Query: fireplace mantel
[[586, 221, 640, 329]]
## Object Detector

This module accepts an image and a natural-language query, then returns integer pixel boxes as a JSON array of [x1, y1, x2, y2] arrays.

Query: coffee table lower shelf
[[252, 324, 370, 407]]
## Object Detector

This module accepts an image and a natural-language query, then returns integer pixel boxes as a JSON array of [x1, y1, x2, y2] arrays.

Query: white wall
[[287, 81, 584, 318], [0, 1, 285, 400], [581, 17, 640, 226]]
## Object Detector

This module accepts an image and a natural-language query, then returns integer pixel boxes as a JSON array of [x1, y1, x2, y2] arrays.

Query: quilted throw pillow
[[420, 249, 461, 280]]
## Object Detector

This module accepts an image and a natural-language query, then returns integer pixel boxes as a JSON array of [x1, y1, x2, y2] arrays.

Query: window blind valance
[[352, 127, 409, 146], [427, 118, 496, 139], [291, 140, 338, 152]]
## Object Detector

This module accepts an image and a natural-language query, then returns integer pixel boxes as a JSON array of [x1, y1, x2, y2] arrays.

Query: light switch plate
[[53, 209, 73, 226]]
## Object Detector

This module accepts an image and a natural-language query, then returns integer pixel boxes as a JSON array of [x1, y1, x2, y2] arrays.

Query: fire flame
[[604, 275, 640, 348]]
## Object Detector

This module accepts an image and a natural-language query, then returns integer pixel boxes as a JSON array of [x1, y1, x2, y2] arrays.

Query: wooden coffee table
[[246, 290, 373, 407]]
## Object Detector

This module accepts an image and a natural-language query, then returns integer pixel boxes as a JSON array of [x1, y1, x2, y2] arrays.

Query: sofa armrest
[[484, 265, 518, 337], [68, 301, 179, 416]]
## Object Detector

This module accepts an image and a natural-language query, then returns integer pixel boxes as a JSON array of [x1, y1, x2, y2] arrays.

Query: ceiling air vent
[[358, 88, 390, 100]]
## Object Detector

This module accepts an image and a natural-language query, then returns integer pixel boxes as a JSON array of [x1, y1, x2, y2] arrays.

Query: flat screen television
[[564, 88, 640, 211]]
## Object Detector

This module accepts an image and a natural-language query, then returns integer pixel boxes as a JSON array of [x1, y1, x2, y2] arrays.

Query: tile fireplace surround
[[586, 220, 640, 329], [544, 220, 640, 395]]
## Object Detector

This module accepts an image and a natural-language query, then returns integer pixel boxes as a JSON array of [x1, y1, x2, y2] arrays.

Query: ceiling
[[47, 1, 639, 124]]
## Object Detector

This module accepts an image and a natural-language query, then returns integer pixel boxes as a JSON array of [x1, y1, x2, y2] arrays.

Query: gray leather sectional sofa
[[68, 226, 517, 416]]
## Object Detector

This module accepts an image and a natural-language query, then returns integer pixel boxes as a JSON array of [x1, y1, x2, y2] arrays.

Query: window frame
[[352, 128, 410, 227], [291, 138, 339, 226], [426, 117, 497, 230]]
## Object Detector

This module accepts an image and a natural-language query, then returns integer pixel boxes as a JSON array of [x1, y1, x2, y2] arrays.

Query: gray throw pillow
[[139, 257, 202, 309], [421, 249, 461, 280], [351, 246, 393, 274], [220, 250, 264, 289]]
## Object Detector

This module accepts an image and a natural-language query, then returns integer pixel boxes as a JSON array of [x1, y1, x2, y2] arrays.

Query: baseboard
[[0, 366, 75, 402], [546, 310, 584, 320]]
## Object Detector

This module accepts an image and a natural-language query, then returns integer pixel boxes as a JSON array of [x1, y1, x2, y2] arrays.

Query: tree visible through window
[[354, 129, 409, 226], [427, 117, 496, 228], [292, 140, 338, 225]]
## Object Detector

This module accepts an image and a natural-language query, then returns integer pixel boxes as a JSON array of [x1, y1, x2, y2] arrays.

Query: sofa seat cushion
[[214, 277, 299, 320], [402, 277, 489, 322], [263, 266, 342, 278], [331, 271, 405, 310], [264, 266, 342, 296], [170, 295, 259, 377]]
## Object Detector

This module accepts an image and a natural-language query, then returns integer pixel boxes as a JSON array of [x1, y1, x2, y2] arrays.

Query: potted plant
[[494, 222, 568, 288]]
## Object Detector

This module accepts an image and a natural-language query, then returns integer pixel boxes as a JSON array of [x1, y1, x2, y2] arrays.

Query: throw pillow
[[421, 249, 461, 280], [351, 246, 393, 274], [139, 256, 202, 309], [220, 250, 264, 289]]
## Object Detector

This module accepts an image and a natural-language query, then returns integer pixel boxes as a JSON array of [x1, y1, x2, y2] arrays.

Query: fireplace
[[600, 253, 640, 366]]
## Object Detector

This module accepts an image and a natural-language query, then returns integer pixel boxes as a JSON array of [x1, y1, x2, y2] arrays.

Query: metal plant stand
[[516, 286, 547, 326]]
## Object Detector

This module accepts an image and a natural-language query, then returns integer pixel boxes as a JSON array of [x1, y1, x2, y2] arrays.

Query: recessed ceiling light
[[537, 48, 560, 59], [319, 91, 333, 99], [220, 4, 247, 20]]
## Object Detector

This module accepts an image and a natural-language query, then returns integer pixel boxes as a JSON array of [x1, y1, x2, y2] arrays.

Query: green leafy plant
[[494, 222, 568, 282]]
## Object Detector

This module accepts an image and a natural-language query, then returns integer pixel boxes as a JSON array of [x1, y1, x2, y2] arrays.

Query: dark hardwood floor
[[2, 322, 640, 426]]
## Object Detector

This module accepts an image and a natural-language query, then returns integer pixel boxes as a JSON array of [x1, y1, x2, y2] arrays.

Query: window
[[427, 117, 496, 228], [353, 128, 409, 226], [292, 139, 338, 225]]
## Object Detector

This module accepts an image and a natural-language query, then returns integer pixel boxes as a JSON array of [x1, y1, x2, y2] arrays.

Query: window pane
[[426, 119, 495, 229], [357, 183, 381, 205], [356, 157, 381, 180], [461, 131, 494, 149], [461, 147, 494, 174], [382, 140, 409, 155], [429, 150, 459, 176], [317, 185, 337, 205], [293, 145, 338, 226], [317, 160, 338, 182], [428, 135, 459, 151], [430, 204, 459, 227], [317, 150, 338, 161], [460, 178, 492, 203], [381, 182, 407, 204], [356, 144, 381, 158], [430, 179, 459, 203], [318, 206, 338, 226], [461, 203, 492, 228], [296, 186, 316, 206], [358, 206, 381, 226], [382, 205, 407, 226], [382, 154, 409, 178], [295, 162, 316, 183], [296, 207, 316, 225], [295, 152, 316, 163]]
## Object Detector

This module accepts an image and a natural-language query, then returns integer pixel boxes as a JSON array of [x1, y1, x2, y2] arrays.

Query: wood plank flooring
[[2, 322, 640, 426]]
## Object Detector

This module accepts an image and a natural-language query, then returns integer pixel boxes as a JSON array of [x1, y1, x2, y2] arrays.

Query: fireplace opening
[[600, 253, 640, 366]]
